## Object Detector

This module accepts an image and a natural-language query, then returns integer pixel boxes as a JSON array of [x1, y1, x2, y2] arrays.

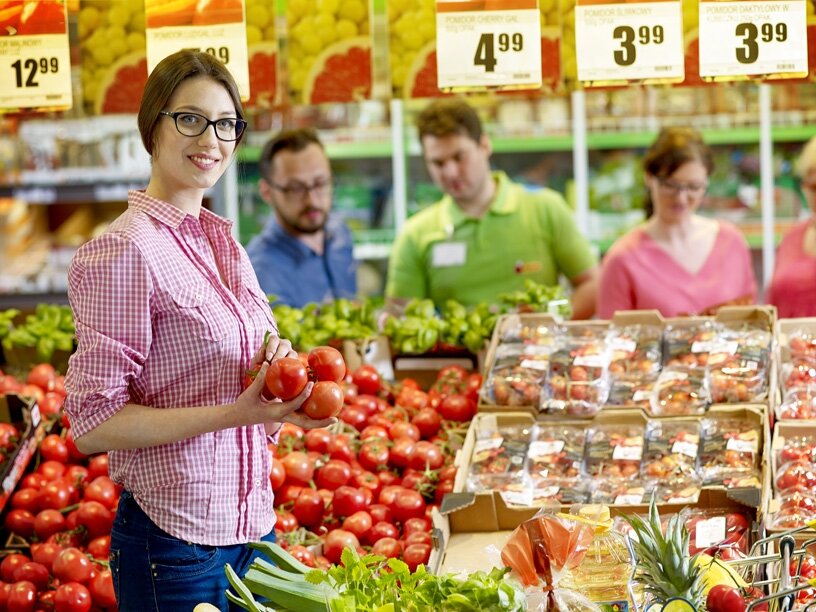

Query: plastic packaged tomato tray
[[607, 323, 662, 379], [698, 417, 762, 487], [649, 366, 710, 416], [584, 423, 644, 480], [466, 423, 532, 493], [543, 335, 610, 417], [777, 388, 816, 420], [525, 424, 585, 480], [683, 507, 751, 559], [481, 343, 548, 407], [642, 419, 700, 480]]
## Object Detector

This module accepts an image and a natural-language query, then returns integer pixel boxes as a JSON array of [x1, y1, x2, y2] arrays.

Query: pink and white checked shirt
[[65, 191, 278, 546]]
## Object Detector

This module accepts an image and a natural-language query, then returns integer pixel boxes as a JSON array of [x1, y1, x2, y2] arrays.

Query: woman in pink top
[[767, 136, 816, 317], [64, 51, 334, 611], [598, 127, 757, 318]]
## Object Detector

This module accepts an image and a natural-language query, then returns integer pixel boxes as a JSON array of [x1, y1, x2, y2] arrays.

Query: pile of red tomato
[[268, 364, 481, 571], [0, 363, 118, 611], [0, 359, 482, 610]]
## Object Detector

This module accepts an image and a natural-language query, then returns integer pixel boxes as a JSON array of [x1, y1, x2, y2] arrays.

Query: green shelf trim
[[772, 124, 816, 143], [238, 141, 393, 162], [238, 124, 816, 164], [491, 135, 575, 152]]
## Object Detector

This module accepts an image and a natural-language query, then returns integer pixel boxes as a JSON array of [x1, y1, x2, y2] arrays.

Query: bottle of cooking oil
[[561, 505, 635, 611]]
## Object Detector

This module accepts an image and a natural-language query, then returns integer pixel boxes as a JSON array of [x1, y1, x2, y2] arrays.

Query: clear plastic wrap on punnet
[[583, 423, 644, 480], [642, 418, 701, 479], [649, 366, 710, 416], [466, 421, 533, 495], [699, 416, 762, 487]]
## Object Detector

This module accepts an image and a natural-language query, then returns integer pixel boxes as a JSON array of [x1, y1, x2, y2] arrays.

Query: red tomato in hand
[[302, 381, 344, 419], [265, 358, 309, 400], [308, 346, 347, 383]]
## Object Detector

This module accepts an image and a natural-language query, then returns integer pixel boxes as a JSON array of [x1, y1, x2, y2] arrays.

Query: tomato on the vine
[[265, 357, 309, 400], [307, 346, 347, 383], [52, 547, 93, 584], [89, 569, 117, 608]]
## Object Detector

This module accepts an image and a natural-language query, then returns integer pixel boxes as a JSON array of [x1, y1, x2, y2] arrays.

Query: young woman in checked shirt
[[63, 50, 335, 612]]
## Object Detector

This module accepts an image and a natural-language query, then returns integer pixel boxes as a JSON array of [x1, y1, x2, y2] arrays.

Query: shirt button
[[254, 479, 261, 487]]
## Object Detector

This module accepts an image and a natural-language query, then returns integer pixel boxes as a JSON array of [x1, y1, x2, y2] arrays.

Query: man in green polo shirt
[[385, 98, 599, 318]]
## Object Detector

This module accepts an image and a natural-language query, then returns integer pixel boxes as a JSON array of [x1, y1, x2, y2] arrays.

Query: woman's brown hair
[[642, 126, 713, 217], [137, 49, 245, 156]]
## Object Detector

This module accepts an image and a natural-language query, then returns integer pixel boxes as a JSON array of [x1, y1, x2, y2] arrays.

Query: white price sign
[[435, 0, 542, 90], [0, 31, 72, 111], [146, 22, 250, 100], [575, 0, 685, 83], [698, 0, 808, 78]]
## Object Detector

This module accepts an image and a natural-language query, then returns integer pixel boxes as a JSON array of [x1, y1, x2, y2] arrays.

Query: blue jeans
[[110, 490, 276, 612]]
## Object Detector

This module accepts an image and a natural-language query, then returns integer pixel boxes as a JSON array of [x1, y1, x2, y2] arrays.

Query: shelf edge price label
[[698, 0, 808, 79], [145, 0, 250, 101], [0, 1, 73, 112], [574, 0, 685, 85], [435, 0, 542, 91]]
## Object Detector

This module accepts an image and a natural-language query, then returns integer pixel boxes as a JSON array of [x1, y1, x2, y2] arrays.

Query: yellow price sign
[[144, 0, 250, 100], [0, 1, 73, 111]]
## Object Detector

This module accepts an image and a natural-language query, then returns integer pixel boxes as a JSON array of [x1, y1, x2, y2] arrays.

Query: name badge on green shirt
[[432, 242, 467, 267]]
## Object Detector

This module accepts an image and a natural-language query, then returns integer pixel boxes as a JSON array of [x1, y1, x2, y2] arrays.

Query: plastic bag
[[501, 510, 599, 611]]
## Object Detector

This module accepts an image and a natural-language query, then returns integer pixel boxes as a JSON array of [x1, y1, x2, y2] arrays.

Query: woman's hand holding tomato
[[246, 344, 347, 429]]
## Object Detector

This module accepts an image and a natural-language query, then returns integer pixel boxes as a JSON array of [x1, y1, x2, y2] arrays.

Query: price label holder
[[574, 0, 685, 86], [0, 2, 72, 112], [145, 1, 250, 100], [435, 0, 542, 91], [698, 0, 808, 80]]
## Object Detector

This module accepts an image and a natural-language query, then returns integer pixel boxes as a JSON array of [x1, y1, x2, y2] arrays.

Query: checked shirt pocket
[[166, 286, 227, 342]]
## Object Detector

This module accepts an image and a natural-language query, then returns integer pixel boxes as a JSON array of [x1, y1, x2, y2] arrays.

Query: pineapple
[[624, 500, 706, 609]]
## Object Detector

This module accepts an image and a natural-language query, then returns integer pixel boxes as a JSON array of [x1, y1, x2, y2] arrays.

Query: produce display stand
[[0, 394, 43, 514]]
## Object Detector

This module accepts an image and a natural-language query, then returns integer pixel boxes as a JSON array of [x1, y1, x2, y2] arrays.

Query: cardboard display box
[[477, 306, 776, 419], [0, 394, 44, 514], [443, 406, 768, 534]]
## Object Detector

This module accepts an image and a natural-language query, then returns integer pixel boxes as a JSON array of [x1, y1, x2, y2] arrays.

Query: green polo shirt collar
[[442, 171, 517, 229]]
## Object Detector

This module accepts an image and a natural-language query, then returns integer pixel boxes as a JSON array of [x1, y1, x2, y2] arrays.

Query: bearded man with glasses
[[246, 128, 357, 307], [598, 126, 757, 317]]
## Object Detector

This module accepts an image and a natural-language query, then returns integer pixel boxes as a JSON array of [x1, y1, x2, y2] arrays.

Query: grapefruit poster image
[[145, 0, 251, 101], [0, 0, 73, 112]]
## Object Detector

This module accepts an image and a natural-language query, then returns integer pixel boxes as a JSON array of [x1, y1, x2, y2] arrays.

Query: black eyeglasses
[[270, 178, 332, 200], [657, 178, 708, 198], [160, 111, 247, 142]]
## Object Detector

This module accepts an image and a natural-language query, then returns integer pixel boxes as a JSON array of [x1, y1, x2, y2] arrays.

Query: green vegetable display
[[268, 280, 569, 356], [225, 542, 527, 612], [1, 304, 75, 367], [272, 298, 382, 353]]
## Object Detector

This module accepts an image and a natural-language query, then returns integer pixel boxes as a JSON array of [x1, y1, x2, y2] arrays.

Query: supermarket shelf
[[352, 242, 392, 260], [0, 292, 70, 310], [238, 140, 394, 163], [0, 180, 148, 204]]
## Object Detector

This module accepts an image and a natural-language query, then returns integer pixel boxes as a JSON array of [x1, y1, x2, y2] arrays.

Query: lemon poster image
[[0, 1, 73, 111], [145, 0, 251, 101]]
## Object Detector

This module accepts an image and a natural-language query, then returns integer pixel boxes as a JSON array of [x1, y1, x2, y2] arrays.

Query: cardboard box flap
[[611, 310, 665, 327], [440, 491, 477, 515], [715, 305, 776, 330]]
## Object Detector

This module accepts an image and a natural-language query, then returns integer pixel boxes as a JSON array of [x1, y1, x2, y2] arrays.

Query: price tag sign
[[574, 0, 685, 84], [698, 0, 808, 78], [145, 1, 250, 101], [435, 0, 542, 90], [0, 2, 72, 111]]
